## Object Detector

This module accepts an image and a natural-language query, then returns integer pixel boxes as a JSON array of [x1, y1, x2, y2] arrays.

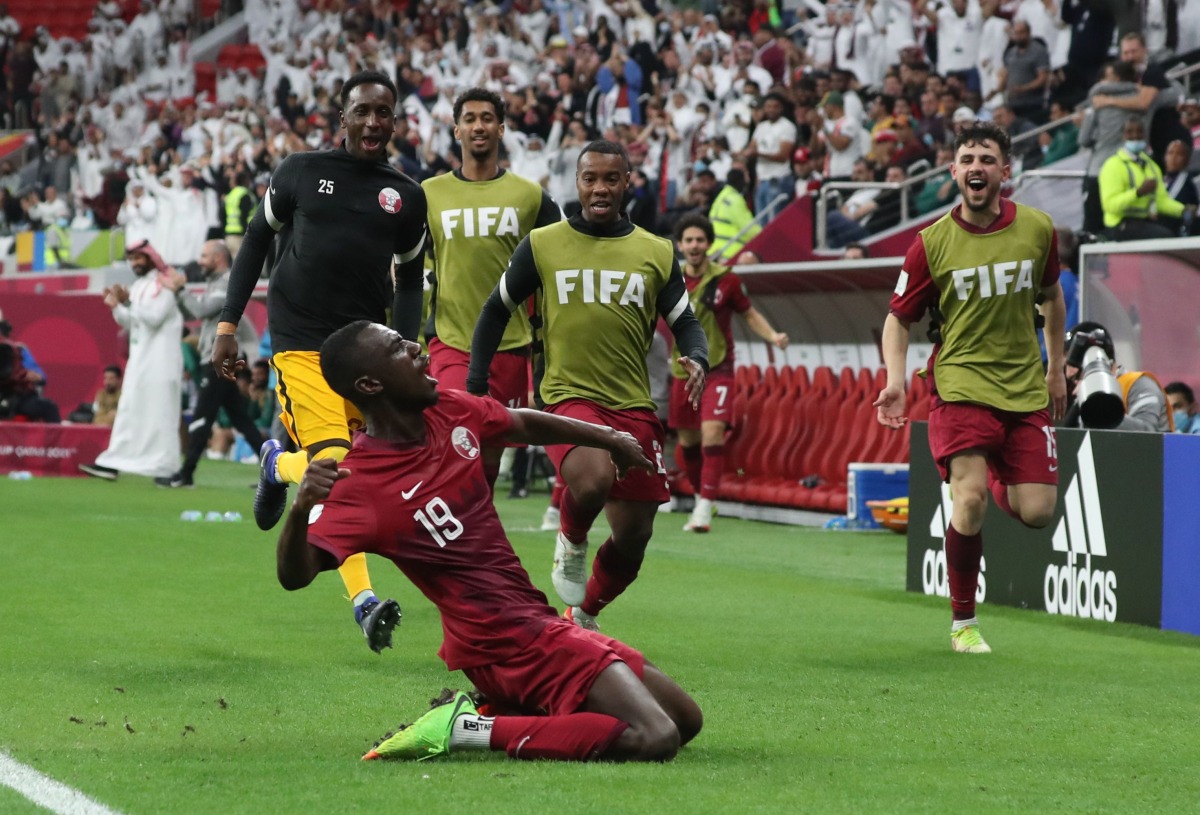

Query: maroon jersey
[[683, 270, 752, 375], [306, 390, 557, 670]]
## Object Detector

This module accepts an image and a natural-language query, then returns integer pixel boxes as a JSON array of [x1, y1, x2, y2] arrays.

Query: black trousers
[[1082, 176, 1105, 236], [3, 391, 61, 423], [180, 363, 264, 479], [1107, 218, 1177, 242]]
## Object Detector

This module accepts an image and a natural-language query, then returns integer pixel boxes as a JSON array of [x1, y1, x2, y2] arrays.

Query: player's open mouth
[[362, 136, 382, 150], [967, 177, 986, 191], [590, 200, 611, 212]]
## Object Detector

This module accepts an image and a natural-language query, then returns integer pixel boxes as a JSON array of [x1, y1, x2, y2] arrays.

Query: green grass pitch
[[2, 461, 1199, 814]]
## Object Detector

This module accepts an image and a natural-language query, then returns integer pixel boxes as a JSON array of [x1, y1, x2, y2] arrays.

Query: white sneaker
[[539, 506, 561, 532], [551, 531, 588, 606], [683, 497, 714, 533]]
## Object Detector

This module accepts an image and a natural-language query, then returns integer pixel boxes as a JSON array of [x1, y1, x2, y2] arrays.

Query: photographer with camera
[[1063, 321, 1173, 432]]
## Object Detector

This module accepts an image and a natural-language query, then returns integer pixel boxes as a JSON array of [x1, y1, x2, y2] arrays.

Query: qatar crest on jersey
[[451, 426, 480, 459], [378, 187, 402, 214]]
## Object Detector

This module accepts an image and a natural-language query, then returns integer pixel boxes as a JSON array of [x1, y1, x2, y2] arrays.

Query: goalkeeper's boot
[[950, 623, 992, 654], [253, 439, 288, 530], [563, 606, 600, 632], [363, 689, 478, 761], [551, 531, 588, 606], [356, 597, 401, 654]]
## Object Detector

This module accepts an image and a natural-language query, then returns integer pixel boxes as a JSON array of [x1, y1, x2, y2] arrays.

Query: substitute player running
[[873, 122, 1067, 654], [212, 70, 427, 652], [423, 87, 561, 487], [669, 213, 789, 533], [469, 140, 708, 631], [277, 321, 702, 763]]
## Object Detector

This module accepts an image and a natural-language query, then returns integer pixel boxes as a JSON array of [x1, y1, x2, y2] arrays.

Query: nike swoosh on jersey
[[401, 481, 423, 500]]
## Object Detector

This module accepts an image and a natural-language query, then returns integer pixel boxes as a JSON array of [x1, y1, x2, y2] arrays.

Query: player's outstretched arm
[[505, 409, 654, 479], [277, 459, 344, 590], [874, 312, 911, 428], [743, 306, 789, 350]]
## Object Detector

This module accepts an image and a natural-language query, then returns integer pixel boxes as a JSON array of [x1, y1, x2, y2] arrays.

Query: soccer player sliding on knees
[[276, 321, 702, 762]]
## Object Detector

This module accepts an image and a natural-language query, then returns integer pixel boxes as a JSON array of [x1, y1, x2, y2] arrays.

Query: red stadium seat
[[194, 62, 216, 97], [218, 43, 241, 70]]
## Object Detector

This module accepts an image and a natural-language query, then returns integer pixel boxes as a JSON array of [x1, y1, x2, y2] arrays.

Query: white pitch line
[[0, 752, 124, 815]]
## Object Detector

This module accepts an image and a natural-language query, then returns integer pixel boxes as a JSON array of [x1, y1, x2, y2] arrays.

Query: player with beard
[[276, 320, 703, 763], [211, 70, 428, 653], [669, 213, 789, 533], [422, 88, 561, 488], [873, 122, 1068, 654], [468, 141, 708, 631]]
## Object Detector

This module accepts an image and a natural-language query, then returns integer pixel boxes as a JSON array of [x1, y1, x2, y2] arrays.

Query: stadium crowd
[[10, 0, 1200, 253]]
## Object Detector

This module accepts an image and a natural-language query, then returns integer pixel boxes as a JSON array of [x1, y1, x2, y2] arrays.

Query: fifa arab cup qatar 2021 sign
[[906, 424, 1164, 628]]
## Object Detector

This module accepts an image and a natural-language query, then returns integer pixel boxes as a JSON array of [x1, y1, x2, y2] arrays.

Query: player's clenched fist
[[297, 458, 350, 509], [608, 430, 655, 479]]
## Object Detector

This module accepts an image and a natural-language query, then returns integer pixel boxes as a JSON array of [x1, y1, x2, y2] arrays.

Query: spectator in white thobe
[[81, 240, 183, 480]]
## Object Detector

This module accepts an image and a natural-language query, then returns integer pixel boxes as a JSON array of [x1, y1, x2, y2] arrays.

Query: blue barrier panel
[[1161, 434, 1200, 635]]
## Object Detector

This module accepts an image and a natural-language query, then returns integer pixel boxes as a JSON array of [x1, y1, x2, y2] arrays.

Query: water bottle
[[205, 511, 225, 522], [222, 511, 243, 522], [7, 471, 33, 480], [180, 510, 203, 522]]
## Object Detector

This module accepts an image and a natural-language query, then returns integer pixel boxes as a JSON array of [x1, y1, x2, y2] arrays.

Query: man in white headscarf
[[80, 240, 184, 480]]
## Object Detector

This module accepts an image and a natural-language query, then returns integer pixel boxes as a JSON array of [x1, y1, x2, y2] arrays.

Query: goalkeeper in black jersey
[[212, 70, 427, 653]]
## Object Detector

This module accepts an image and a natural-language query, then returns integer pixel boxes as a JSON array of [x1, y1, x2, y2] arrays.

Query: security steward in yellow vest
[[708, 168, 762, 263], [1099, 117, 1183, 242], [224, 171, 256, 258]]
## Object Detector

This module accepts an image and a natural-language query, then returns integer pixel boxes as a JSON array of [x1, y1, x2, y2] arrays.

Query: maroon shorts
[[928, 399, 1059, 486], [463, 619, 645, 716], [545, 399, 670, 502], [668, 369, 737, 430], [428, 337, 529, 409]]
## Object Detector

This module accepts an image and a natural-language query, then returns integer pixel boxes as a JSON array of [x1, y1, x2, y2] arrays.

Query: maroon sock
[[700, 444, 725, 500], [581, 538, 643, 616], [550, 479, 566, 510], [680, 445, 703, 495], [560, 487, 602, 545], [988, 468, 1018, 521], [945, 523, 983, 620], [489, 713, 628, 761]]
